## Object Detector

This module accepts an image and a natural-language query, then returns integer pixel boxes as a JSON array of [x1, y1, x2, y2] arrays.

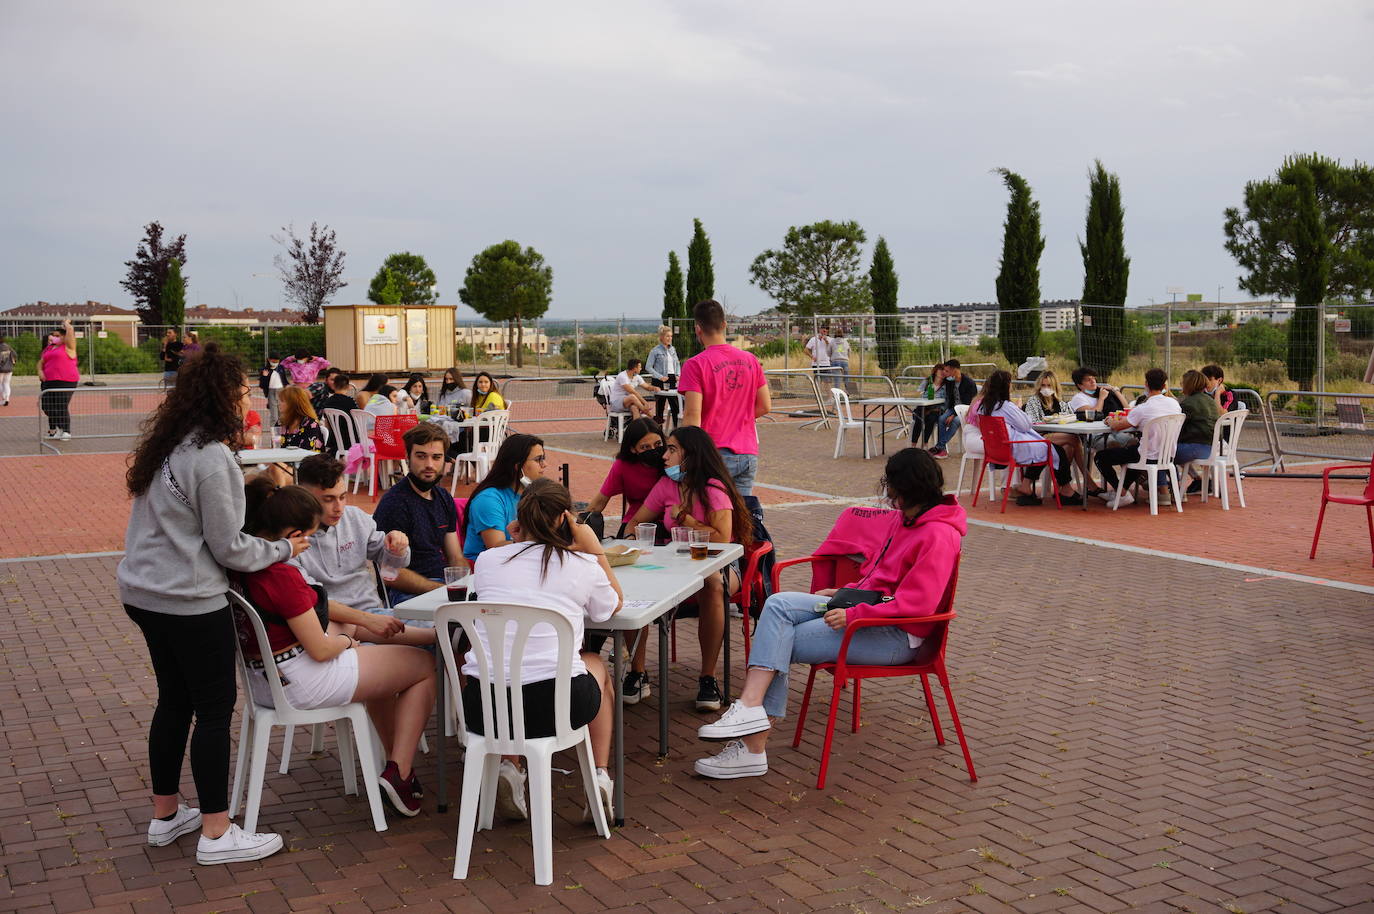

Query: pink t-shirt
[[283, 356, 330, 385], [598, 458, 662, 521], [677, 344, 765, 455], [40, 343, 79, 383], [640, 476, 732, 532]]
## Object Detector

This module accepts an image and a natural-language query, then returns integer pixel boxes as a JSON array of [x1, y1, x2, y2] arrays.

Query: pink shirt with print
[[639, 476, 732, 533], [677, 344, 765, 455]]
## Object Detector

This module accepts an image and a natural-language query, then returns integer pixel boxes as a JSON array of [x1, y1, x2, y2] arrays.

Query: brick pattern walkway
[[3, 501, 1372, 913]]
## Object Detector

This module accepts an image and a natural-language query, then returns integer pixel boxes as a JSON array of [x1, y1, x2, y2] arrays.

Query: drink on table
[[444, 565, 469, 602], [689, 529, 710, 560]]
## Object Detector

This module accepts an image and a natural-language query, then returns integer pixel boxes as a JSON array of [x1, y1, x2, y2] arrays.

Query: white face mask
[[519, 475, 533, 487], [1040, 387, 1055, 397]]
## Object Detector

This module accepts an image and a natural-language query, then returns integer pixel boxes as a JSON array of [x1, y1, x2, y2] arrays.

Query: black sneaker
[[378, 761, 421, 817], [1186, 479, 1203, 495], [695, 676, 723, 712], [622, 670, 650, 705]]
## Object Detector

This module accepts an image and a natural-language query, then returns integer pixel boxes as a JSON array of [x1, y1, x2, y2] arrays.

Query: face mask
[[49, 336, 60, 346], [519, 475, 533, 487], [665, 464, 684, 482], [636, 446, 666, 468], [1040, 388, 1055, 397], [406, 472, 439, 492]]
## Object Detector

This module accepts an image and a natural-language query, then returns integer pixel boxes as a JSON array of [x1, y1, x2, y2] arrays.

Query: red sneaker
[[379, 761, 422, 817]]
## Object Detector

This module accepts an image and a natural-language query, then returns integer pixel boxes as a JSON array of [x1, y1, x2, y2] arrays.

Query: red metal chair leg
[[1367, 504, 1374, 567], [972, 462, 987, 506], [852, 679, 862, 733], [1049, 461, 1063, 509], [1309, 498, 1329, 559], [921, 673, 945, 745], [793, 666, 819, 748], [816, 678, 845, 789], [1000, 463, 1015, 514], [741, 600, 751, 664], [936, 667, 977, 782]]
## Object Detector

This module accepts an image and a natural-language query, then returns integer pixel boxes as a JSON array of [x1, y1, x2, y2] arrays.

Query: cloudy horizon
[[2, 0, 1371, 319]]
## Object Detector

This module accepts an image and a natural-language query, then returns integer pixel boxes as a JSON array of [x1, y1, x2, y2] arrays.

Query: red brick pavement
[[2, 503, 1372, 913]]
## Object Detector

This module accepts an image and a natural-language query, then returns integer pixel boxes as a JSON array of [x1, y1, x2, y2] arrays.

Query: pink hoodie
[[842, 495, 966, 639]]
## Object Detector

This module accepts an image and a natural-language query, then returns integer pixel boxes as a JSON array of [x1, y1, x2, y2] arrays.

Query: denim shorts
[[718, 449, 758, 496]]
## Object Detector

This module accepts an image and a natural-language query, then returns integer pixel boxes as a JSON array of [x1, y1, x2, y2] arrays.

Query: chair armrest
[[835, 612, 956, 666], [770, 554, 824, 594], [1321, 463, 1372, 496]]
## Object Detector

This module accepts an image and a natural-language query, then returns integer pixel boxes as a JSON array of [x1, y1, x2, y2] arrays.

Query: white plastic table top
[[1030, 420, 1111, 435], [235, 447, 317, 466], [857, 396, 942, 408]]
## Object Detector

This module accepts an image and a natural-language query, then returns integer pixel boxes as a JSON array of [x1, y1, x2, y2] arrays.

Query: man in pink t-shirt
[[678, 300, 771, 495]]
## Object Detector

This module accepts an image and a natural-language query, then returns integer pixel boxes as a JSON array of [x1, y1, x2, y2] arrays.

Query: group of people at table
[[912, 359, 1241, 508], [117, 301, 957, 873]]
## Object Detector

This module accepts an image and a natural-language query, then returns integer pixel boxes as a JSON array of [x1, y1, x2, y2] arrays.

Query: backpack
[[0, 345, 14, 373]]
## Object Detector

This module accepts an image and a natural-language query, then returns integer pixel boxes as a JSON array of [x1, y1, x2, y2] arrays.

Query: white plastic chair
[[598, 377, 631, 441], [953, 404, 1000, 502], [322, 408, 352, 460], [454, 410, 510, 490], [226, 592, 388, 834], [1180, 410, 1248, 510], [435, 601, 610, 885], [829, 388, 874, 459], [1112, 412, 1186, 515], [349, 409, 377, 494]]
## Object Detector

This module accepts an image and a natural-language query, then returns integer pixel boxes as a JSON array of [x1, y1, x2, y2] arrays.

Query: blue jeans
[[1174, 442, 1211, 466], [719, 449, 758, 496], [934, 409, 960, 449], [748, 592, 919, 718], [383, 582, 441, 626]]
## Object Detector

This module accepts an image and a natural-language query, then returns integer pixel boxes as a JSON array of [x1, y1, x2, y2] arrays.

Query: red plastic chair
[[774, 557, 975, 789], [1309, 452, 1374, 567], [368, 414, 419, 501], [971, 415, 1061, 513], [669, 540, 773, 663]]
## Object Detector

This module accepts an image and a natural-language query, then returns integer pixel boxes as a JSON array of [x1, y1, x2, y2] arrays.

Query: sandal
[[1015, 493, 1043, 506]]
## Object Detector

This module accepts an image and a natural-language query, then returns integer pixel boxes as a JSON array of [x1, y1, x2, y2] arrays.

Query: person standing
[[259, 353, 286, 427], [830, 327, 851, 390], [679, 300, 771, 496], [281, 348, 330, 387], [645, 325, 681, 427], [39, 320, 79, 440], [160, 329, 184, 387], [0, 335, 14, 406], [118, 342, 309, 865], [804, 325, 834, 378]]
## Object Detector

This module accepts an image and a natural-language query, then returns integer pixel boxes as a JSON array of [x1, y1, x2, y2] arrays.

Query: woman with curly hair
[[117, 342, 310, 866]]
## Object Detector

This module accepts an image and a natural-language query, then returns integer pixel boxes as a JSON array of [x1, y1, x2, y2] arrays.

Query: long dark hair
[[507, 478, 577, 580], [243, 477, 323, 537], [127, 342, 248, 496], [616, 417, 665, 462], [440, 366, 465, 397], [462, 433, 544, 541], [978, 369, 1013, 416], [404, 373, 429, 404], [879, 448, 945, 517], [471, 371, 499, 408], [667, 426, 753, 547], [360, 372, 387, 396]]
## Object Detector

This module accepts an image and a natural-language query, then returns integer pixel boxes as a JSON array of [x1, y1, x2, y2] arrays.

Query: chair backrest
[[976, 415, 1013, 464], [227, 590, 297, 713], [373, 414, 419, 450], [1209, 409, 1248, 461], [1139, 412, 1185, 463], [1365, 452, 1374, 501], [829, 388, 855, 423], [434, 601, 578, 752], [322, 408, 351, 458], [473, 409, 510, 453]]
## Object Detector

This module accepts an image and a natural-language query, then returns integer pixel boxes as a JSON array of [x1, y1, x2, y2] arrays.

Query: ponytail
[[243, 476, 323, 537]]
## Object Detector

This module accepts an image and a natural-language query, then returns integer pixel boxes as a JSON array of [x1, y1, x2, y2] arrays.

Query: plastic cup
[[689, 529, 711, 560], [670, 526, 691, 549], [635, 523, 657, 554], [444, 565, 469, 602]]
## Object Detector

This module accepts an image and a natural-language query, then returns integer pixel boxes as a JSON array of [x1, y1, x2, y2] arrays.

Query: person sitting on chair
[[692, 448, 963, 779], [373, 424, 461, 603], [610, 359, 659, 420], [972, 370, 1085, 507], [584, 418, 666, 540]]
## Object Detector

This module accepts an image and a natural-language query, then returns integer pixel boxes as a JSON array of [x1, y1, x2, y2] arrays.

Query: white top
[[805, 335, 833, 367], [831, 338, 850, 360], [365, 395, 397, 417], [610, 371, 646, 411], [464, 543, 618, 682], [1068, 390, 1097, 412], [1128, 393, 1183, 459], [267, 368, 283, 390], [437, 387, 471, 408]]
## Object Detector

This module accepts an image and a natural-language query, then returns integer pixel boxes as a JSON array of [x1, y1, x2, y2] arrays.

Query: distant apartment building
[[0, 301, 143, 344], [1232, 302, 1296, 324], [456, 324, 550, 356], [900, 300, 1080, 336]]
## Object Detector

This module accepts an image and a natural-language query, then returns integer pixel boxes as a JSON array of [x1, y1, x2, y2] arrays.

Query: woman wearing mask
[[470, 371, 506, 412], [911, 364, 946, 447], [626, 426, 751, 712], [38, 320, 79, 440], [1021, 370, 1084, 480], [972, 370, 1085, 507], [118, 342, 309, 865], [395, 374, 430, 414], [584, 418, 666, 539], [461, 434, 548, 564], [436, 367, 470, 410]]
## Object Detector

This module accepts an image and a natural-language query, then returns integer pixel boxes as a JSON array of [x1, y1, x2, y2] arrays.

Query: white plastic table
[[1031, 420, 1111, 510], [235, 447, 317, 479], [393, 540, 743, 825], [856, 397, 943, 455]]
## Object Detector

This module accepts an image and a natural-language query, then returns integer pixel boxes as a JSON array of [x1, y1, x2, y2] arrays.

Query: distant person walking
[[678, 300, 771, 496], [160, 329, 184, 386], [39, 320, 79, 440], [0, 335, 14, 406]]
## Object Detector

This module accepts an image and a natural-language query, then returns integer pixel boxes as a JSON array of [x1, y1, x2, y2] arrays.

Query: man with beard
[[292, 454, 437, 642], [372, 423, 460, 605]]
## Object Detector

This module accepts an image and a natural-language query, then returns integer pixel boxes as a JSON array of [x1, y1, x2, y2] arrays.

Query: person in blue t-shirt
[[462, 434, 548, 564], [372, 423, 461, 604]]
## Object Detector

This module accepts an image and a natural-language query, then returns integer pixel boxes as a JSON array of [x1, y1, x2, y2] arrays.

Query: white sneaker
[[1157, 490, 1172, 507], [583, 768, 614, 823], [46, 429, 59, 438], [195, 823, 283, 865], [1107, 491, 1135, 509], [697, 700, 770, 740], [495, 759, 528, 821], [1095, 489, 1115, 501], [59, 431, 71, 441], [694, 739, 768, 780], [147, 804, 201, 846]]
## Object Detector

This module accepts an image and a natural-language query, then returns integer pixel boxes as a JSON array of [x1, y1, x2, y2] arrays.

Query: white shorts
[[249, 647, 360, 710]]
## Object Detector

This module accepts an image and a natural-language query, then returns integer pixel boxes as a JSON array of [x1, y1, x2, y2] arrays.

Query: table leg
[[721, 577, 731, 703], [433, 645, 448, 813], [612, 630, 625, 827], [658, 619, 670, 758]]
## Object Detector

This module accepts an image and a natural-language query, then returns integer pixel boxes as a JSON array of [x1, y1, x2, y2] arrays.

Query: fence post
[[782, 317, 789, 373], [535, 318, 543, 374], [1316, 301, 1327, 427], [574, 320, 581, 375], [1164, 303, 1173, 380], [943, 311, 951, 363], [858, 316, 866, 378], [87, 321, 96, 380], [1075, 302, 1083, 365], [470, 324, 478, 377], [264, 326, 270, 364], [616, 319, 623, 369]]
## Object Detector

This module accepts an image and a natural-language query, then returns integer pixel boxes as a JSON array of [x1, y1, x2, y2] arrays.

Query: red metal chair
[[368, 414, 419, 501], [669, 540, 773, 663], [1309, 452, 1374, 567], [971, 415, 1061, 513], [773, 557, 976, 790]]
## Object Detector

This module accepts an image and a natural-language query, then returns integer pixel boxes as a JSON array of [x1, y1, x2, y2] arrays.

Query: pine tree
[[994, 169, 1045, 364], [160, 259, 186, 328], [685, 219, 714, 355], [1079, 160, 1131, 372], [1288, 163, 1330, 387], [869, 237, 901, 374], [663, 250, 686, 350]]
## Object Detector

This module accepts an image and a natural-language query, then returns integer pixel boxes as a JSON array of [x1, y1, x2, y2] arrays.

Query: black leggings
[[125, 605, 238, 814], [1021, 443, 1074, 487], [40, 380, 76, 433]]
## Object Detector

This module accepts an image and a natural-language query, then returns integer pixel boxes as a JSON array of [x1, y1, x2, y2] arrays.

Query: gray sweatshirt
[[117, 439, 290, 615], [290, 505, 410, 611]]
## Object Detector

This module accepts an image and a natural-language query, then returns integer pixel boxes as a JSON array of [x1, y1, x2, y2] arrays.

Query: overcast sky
[[2, 1, 1371, 321]]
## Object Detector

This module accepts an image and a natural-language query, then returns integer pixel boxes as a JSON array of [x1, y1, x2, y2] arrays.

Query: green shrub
[[1201, 339, 1234, 366], [976, 335, 1000, 355], [1327, 351, 1368, 380], [1233, 319, 1286, 364], [1040, 328, 1077, 360]]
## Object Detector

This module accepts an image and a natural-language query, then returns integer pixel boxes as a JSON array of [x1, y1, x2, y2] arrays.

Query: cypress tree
[[685, 218, 714, 355], [662, 250, 686, 350], [160, 259, 186, 328], [869, 237, 901, 374], [1079, 160, 1130, 372], [994, 168, 1045, 364], [1288, 163, 1329, 387]]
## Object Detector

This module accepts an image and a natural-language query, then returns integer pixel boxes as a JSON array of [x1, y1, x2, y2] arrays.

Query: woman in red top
[[38, 319, 79, 439], [584, 417, 666, 538], [235, 478, 436, 816]]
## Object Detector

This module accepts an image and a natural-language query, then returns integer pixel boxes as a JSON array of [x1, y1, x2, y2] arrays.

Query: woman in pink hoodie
[[692, 447, 965, 779]]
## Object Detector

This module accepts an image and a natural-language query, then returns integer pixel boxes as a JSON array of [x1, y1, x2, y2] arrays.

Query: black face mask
[[407, 472, 440, 492], [636, 446, 666, 469]]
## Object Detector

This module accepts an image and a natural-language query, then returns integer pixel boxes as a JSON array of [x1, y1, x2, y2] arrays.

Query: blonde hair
[[1036, 371, 1060, 403], [278, 386, 317, 429], [1180, 369, 1207, 397], [657, 325, 673, 337]]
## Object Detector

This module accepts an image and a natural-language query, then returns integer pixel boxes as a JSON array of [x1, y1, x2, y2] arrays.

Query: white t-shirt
[[831, 338, 850, 360], [267, 365, 283, 390], [1127, 393, 1183, 459], [805, 336, 833, 367], [610, 371, 645, 411], [1068, 390, 1097, 412], [464, 542, 618, 683]]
